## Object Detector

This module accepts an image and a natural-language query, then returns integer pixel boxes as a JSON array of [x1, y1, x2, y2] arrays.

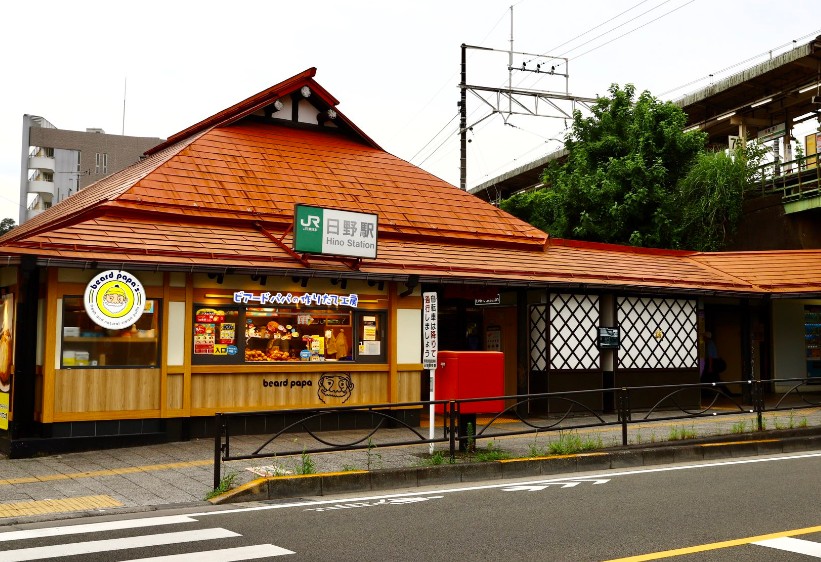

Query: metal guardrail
[[213, 378, 821, 488], [752, 156, 821, 201]]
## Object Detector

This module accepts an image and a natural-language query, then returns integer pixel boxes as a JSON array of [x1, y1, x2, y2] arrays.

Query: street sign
[[422, 292, 438, 370], [423, 291, 438, 453]]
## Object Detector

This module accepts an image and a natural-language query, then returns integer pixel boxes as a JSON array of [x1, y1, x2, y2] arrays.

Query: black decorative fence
[[214, 378, 821, 488]]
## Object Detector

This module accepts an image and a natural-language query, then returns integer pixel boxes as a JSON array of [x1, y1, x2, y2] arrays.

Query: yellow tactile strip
[[0, 495, 122, 518], [0, 459, 212, 486]]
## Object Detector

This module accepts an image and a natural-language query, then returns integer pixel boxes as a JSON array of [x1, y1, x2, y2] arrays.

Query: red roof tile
[[2, 68, 820, 296]]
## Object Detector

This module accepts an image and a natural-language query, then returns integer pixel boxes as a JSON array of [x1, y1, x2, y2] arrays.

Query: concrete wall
[[726, 193, 821, 250]]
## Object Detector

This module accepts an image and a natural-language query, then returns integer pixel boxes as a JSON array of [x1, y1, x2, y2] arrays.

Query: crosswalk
[[754, 536, 821, 558], [0, 514, 294, 561]]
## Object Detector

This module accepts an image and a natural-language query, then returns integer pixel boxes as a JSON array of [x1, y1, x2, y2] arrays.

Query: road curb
[[210, 431, 821, 504]]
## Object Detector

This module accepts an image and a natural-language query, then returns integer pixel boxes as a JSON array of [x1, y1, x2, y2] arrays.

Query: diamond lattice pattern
[[617, 297, 697, 369], [529, 305, 548, 371], [549, 294, 600, 370]]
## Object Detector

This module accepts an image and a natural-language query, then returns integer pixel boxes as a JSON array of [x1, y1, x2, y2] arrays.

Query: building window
[[61, 296, 160, 368], [191, 305, 386, 364], [95, 153, 108, 175]]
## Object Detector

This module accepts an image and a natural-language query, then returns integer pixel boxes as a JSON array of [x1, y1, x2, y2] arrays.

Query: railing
[[752, 156, 821, 201], [213, 378, 821, 488]]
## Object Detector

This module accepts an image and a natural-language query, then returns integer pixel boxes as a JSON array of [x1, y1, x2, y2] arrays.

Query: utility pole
[[458, 8, 595, 191], [460, 44, 467, 191]]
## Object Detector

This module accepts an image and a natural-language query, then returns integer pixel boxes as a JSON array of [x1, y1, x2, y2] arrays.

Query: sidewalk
[[0, 406, 818, 525]]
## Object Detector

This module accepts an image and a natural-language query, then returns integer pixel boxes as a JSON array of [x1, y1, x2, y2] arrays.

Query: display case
[[244, 307, 353, 362], [804, 305, 821, 379], [61, 296, 160, 368]]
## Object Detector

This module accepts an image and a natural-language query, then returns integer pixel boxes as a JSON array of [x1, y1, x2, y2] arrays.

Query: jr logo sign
[[300, 214, 321, 230], [293, 204, 378, 259]]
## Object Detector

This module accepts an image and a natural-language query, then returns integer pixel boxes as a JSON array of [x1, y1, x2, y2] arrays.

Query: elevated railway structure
[[470, 35, 821, 230]]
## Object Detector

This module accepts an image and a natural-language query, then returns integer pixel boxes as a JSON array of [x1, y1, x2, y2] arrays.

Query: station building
[[0, 68, 819, 456]]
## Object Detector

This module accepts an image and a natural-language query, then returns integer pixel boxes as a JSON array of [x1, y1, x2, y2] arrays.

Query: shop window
[[191, 304, 387, 364], [245, 307, 353, 362], [354, 311, 387, 363], [61, 297, 160, 368], [192, 307, 241, 365]]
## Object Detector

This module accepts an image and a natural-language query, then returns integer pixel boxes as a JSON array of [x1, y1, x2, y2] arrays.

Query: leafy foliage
[[675, 142, 767, 251], [500, 84, 762, 251], [0, 218, 15, 236]]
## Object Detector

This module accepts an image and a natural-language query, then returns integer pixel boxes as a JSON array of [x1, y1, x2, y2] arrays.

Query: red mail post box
[[434, 351, 505, 414]]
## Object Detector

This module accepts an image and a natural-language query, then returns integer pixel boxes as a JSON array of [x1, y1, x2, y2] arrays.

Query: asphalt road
[[1, 450, 820, 561]]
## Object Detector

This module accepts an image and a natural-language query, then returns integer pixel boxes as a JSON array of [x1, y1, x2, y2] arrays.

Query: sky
[[2, 0, 820, 222]]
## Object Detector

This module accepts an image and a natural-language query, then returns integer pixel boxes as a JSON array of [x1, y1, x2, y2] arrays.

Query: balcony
[[28, 179, 55, 197], [28, 155, 55, 172]]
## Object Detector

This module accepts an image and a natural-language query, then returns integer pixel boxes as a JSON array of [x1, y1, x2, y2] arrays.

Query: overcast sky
[[2, 1, 819, 222]]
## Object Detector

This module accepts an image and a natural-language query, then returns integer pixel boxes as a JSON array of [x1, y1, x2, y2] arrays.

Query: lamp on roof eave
[[317, 109, 337, 124]]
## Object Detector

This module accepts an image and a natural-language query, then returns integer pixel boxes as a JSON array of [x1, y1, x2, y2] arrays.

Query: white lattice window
[[529, 304, 548, 371], [549, 294, 600, 370], [617, 297, 697, 369]]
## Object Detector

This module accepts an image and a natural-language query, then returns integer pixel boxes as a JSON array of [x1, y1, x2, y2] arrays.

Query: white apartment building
[[19, 115, 164, 224]]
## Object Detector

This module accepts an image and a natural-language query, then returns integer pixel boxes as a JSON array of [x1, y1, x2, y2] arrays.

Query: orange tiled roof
[[2, 68, 820, 296], [690, 250, 821, 293]]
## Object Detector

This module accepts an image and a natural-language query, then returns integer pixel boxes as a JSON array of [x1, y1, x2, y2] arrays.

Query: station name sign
[[757, 122, 786, 143], [294, 204, 378, 259]]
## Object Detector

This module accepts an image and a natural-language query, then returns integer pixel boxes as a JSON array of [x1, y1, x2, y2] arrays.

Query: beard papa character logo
[[317, 373, 354, 403], [84, 270, 145, 329]]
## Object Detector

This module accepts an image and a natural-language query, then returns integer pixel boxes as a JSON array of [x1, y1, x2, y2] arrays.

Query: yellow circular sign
[[84, 270, 145, 329]]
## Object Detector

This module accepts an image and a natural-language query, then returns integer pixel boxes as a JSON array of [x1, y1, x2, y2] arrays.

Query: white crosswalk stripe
[[1, 528, 240, 561], [753, 537, 821, 558], [0, 515, 198, 542], [0, 512, 296, 561], [123, 544, 296, 560]]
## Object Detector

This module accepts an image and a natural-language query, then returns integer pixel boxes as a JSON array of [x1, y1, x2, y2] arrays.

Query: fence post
[[448, 401, 457, 460], [213, 413, 224, 490], [618, 388, 630, 446], [754, 380, 764, 431]]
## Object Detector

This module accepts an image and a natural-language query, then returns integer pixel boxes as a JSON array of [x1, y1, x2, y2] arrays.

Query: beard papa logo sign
[[84, 270, 146, 329]]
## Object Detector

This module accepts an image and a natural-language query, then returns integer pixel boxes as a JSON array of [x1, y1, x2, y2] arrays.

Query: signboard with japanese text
[[423, 292, 438, 370], [757, 122, 786, 143], [233, 291, 358, 307], [293, 204, 378, 259]]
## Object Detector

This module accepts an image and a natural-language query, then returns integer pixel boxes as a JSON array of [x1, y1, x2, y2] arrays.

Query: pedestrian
[[702, 331, 726, 386]]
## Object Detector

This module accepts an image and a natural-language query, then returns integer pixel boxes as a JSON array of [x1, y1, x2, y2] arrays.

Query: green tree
[[502, 84, 707, 248], [676, 142, 767, 251], [0, 218, 15, 236]]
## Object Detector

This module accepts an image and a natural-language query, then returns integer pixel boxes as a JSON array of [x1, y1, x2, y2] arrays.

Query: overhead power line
[[529, 0, 654, 63], [410, 112, 460, 164], [556, 0, 679, 59], [660, 27, 821, 97], [568, 0, 696, 61]]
